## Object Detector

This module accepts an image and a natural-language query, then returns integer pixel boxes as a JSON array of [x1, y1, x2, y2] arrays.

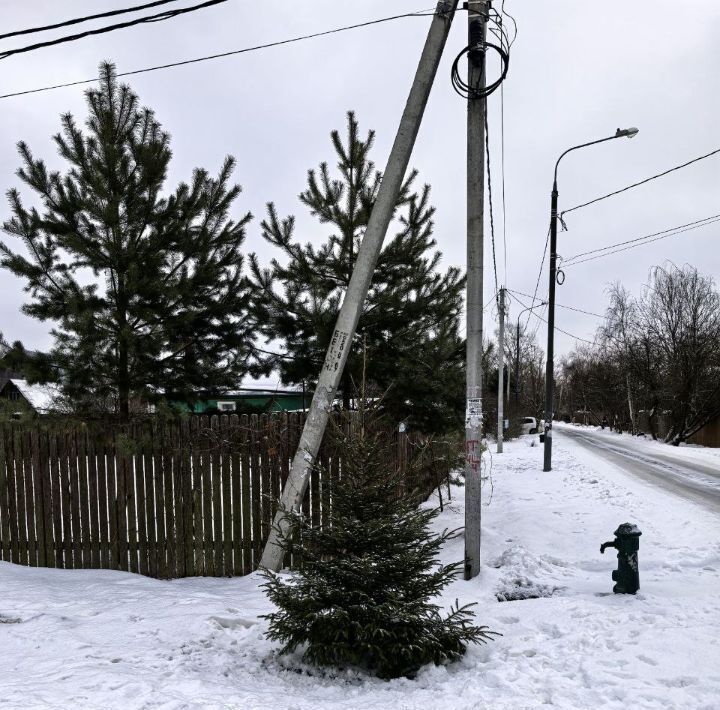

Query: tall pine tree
[[1, 63, 263, 419], [250, 112, 464, 433]]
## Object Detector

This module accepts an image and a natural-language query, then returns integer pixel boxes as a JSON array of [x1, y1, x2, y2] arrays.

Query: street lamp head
[[615, 127, 639, 138]]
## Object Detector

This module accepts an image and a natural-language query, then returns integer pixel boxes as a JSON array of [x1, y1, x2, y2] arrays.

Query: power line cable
[[524, 225, 550, 332], [485, 111, 500, 299], [564, 219, 720, 268], [530, 302, 546, 341], [563, 213, 720, 267], [0, 0, 183, 41], [483, 289, 500, 311], [496, 4, 515, 289], [509, 292, 594, 344], [0, 9, 437, 99], [500, 83, 508, 285], [560, 147, 720, 222], [0, 0, 233, 62], [507, 288, 604, 318], [500, 0, 518, 47]]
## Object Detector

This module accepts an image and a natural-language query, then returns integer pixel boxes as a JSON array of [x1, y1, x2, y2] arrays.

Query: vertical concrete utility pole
[[464, 0, 488, 580], [260, 0, 459, 572], [496, 287, 506, 453]]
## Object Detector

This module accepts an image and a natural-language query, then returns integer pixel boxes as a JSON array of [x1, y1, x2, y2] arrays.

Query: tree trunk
[[648, 403, 658, 440], [626, 374, 636, 435]]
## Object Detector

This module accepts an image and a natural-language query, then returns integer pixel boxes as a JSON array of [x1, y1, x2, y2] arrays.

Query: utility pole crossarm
[[259, 0, 459, 572]]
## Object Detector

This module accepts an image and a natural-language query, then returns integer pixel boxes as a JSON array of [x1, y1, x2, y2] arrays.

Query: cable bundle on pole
[[451, 40, 508, 99], [451, 5, 510, 99]]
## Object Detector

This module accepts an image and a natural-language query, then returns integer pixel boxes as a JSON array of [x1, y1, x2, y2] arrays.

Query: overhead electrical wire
[[485, 112, 500, 299], [563, 213, 720, 268], [497, 3, 513, 285], [0, 0, 235, 61], [500, 83, 508, 286], [0, 9, 438, 99], [530, 302, 547, 341], [509, 292, 594, 345], [560, 147, 720, 222], [524, 225, 550, 332], [500, 0, 518, 47], [508, 289, 604, 319], [0, 0, 183, 41]]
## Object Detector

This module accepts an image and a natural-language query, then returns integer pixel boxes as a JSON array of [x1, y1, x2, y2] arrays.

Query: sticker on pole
[[466, 397, 482, 417], [324, 329, 349, 373]]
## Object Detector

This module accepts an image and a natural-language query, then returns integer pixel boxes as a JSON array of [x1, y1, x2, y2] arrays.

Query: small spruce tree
[[262, 408, 498, 679]]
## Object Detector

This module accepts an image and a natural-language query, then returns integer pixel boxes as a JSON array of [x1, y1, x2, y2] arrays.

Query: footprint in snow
[[210, 616, 257, 630]]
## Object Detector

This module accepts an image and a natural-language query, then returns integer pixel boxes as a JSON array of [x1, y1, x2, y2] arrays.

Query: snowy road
[[556, 423, 720, 511]]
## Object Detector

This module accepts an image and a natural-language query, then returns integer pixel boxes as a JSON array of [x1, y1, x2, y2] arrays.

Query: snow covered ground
[[2, 431, 720, 709]]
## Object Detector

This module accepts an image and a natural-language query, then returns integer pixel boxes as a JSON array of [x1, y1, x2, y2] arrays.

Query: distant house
[[0, 367, 23, 389], [172, 387, 312, 415], [0, 378, 61, 415]]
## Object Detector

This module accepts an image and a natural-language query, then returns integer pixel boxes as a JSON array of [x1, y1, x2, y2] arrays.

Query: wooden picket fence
[[0, 413, 454, 579]]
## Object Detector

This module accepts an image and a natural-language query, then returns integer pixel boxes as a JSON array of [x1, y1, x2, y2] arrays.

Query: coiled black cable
[[450, 40, 509, 99]]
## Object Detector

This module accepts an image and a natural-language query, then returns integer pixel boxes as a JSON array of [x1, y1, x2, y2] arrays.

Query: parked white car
[[520, 416, 538, 435]]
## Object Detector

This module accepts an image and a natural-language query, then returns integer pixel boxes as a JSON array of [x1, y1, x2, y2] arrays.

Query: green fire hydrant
[[600, 523, 642, 594]]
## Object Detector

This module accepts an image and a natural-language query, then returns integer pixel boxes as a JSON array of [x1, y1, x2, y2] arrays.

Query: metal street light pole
[[542, 127, 638, 472]]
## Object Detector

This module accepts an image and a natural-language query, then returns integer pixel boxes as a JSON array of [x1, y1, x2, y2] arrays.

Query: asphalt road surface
[[556, 425, 720, 512]]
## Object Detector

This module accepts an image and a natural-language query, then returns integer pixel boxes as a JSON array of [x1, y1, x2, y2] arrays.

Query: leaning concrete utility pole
[[496, 287, 506, 453], [260, 0, 459, 572], [464, 0, 488, 580]]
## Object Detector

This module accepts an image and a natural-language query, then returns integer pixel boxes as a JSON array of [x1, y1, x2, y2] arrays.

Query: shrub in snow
[[262, 412, 498, 679]]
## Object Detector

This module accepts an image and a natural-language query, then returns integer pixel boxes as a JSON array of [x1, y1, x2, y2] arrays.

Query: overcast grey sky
[[1, 0, 719, 362]]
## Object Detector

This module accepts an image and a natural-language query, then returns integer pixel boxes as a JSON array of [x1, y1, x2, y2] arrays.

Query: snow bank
[[2, 432, 719, 708]]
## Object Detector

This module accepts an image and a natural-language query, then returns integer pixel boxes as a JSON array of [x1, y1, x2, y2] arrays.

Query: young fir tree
[[262, 408, 498, 680], [0, 63, 264, 419], [250, 112, 464, 433]]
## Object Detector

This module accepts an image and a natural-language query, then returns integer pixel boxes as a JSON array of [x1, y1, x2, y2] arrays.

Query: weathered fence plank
[[249, 414, 261, 567], [96, 433, 110, 569], [220, 416, 233, 577], [113, 430, 127, 571], [189, 417, 203, 577], [240, 415, 252, 574], [38, 430, 55, 568], [153, 426, 169, 579], [124, 427, 139, 575], [181, 418, 193, 577], [16, 429, 32, 567], [76, 429, 92, 568], [143, 424, 157, 578], [6, 429, 20, 564], [228, 414, 240, 576], [0, 428, 11, 562], [85, 432, 100, 569], [211, 415, 223, 576]]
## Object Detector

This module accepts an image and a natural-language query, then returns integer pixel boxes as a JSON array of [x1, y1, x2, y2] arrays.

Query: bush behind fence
[[0, 413, 455, 579]]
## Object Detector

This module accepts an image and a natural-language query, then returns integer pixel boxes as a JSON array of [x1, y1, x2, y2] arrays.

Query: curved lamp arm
[[553, 127, 639, 187]]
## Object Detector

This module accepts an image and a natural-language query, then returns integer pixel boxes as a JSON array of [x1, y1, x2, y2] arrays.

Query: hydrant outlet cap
[[614, 522, 642, 537]]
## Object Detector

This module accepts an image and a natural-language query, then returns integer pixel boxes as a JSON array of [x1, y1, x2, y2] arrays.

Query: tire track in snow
[[556, 426, 720, 512]]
